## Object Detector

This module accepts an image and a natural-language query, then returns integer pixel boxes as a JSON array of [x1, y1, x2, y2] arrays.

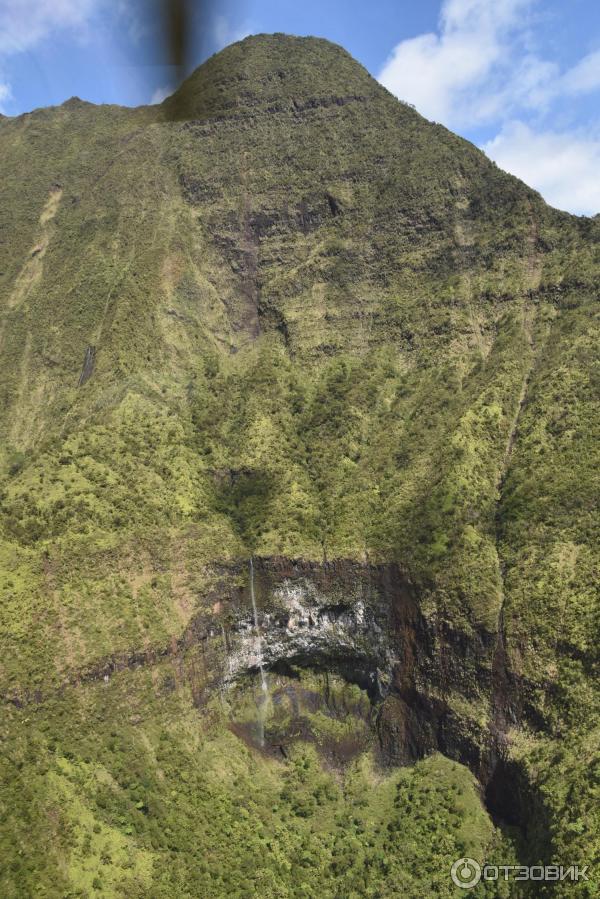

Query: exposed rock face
[[0, 551, 546, 850], [223, 558, 399, 696], [210, 555, 549, 841], [216, 558, 521, 787], [0, 554, 530, 786]]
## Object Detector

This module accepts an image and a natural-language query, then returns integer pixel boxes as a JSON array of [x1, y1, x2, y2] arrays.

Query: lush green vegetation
[[1, 666, 519, 898], [0, 32, 598, 897]]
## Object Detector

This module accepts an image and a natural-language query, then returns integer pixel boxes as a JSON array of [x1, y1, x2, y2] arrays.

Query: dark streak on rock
[[78, 345, 96, 386]]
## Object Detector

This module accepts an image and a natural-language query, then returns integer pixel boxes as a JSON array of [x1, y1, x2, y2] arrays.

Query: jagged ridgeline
[[0, 33, 598, 898]]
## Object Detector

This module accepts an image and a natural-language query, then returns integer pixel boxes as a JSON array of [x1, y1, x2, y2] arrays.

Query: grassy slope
[[0, 33, 598, 895], [1, 664, 517, 899]]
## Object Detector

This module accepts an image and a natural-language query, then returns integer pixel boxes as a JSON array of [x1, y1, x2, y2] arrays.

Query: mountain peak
[[164, 32, 382, 121], [61, 96, 93, 110], [0, 28, 598, 895]]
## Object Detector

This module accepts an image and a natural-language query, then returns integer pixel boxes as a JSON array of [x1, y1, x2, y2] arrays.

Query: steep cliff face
[[0, 33, 598, 896], [212, 558, 539, 807], [2, 555, 550, 847]]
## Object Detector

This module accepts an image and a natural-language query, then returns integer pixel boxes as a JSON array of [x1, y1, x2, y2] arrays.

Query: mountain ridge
[[0, 32, 598, 897], [2, 32, 595, 226]]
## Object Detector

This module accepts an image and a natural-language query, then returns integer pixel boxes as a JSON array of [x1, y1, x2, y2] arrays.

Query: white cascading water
[[249, 557, 269, 745]]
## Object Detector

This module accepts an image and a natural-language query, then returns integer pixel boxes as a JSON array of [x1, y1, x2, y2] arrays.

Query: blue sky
[[1, 0, 599, 214]]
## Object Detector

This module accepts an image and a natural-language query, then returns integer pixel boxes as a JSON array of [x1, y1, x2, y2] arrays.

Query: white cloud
[[378, 0, 537, 127], [114, 0, 148, 44], [0, 0, 99, 55], [484, 121, 600, 216], [212, 15, 251, 52], [379, 0, 600, 213], [561, 49, 600, 95], [0, 79, 12, 112], [150, 85, 171, 105], [379, 0, 600, 130]]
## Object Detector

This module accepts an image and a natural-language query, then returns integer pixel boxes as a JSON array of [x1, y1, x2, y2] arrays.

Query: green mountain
[[0, 33, 598, 897]]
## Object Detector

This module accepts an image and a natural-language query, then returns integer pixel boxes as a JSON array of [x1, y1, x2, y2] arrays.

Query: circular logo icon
[[451, 857, 482, 889]]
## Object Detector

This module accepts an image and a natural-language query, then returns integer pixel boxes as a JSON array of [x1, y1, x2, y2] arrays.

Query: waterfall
[[250, 557, 268, 694], [250, 557, 269, 746]]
